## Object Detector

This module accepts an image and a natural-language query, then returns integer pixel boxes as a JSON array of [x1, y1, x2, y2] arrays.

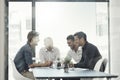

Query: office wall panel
[[0, 0, 5, 80], [110, 0, 120, 80]]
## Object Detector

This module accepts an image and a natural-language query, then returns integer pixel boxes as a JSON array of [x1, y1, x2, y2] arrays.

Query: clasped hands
[[29, 60, 53, 68]]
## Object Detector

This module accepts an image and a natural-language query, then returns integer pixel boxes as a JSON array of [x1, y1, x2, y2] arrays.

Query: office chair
[[80, 58, 108, 80], [94, 58, 107, 72], [99, 58, 107, 72], [93, 58, 108, 80], [10, 58, 33, 80]]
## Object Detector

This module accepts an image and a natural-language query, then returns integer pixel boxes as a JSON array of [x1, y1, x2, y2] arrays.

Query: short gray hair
[[44, 37, 53, 48]]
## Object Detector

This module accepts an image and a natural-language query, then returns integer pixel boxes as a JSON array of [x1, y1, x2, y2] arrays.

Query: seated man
[[73, 31, 102, 70], [65, 35, 82, 64], [63, 35, 82, 80], [14, 31, 52, 80], [39, 37, 60, 67], [39, 37, 60, 80]]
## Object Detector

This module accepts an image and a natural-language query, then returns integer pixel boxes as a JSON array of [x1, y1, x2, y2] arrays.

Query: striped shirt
[[39, 47, 60, 63]]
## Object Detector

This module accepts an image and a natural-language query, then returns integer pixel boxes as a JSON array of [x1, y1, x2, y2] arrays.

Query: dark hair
[[66, 35, 74, 41], [74, 31, 87, 41], [27, 31, 39, 42]]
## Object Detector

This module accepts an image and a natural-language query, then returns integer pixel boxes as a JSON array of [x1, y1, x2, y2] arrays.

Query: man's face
[[67, 39, 74, 49], [47, 46, 53, 51], [74, 35, 82, 46], [32, 36, 39, 46], [73, 41, 79, 49]]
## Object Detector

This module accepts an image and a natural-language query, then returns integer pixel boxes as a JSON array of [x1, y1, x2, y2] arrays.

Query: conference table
[[32, 67, 118, 80]]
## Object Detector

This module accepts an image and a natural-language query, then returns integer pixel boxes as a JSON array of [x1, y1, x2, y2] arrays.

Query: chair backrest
[[92, 58, 108, 80], [94, 58, 107, 72], [10, 58, 32, 80], [99, 58, 107, 72]]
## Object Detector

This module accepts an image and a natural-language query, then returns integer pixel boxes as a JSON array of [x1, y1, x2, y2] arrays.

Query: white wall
[[110, 0, 120, 80], [0, 0, 5, 80]]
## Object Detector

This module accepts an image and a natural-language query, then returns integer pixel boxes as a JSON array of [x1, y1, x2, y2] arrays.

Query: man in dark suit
[[73, 31, 102, 70]]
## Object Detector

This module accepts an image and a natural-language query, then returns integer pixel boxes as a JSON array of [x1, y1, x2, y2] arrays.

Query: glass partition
[[36, 2, 108, 61], [8, 1, 109, 80], [8, 2, 32, 80]]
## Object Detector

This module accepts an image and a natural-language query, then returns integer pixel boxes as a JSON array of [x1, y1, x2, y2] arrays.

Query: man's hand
[[29, 61, 53, 68], [69, 62, 74, 68], [44, 61, 53, 67]]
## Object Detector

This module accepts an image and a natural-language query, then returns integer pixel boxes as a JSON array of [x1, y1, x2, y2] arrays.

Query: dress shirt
[[39, 47, 60, 63], [74, 42, 102, 69], [66, 47, 82, 63]]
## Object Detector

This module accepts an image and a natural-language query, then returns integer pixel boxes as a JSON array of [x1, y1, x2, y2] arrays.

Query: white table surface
[[32, 67, 118, 79]]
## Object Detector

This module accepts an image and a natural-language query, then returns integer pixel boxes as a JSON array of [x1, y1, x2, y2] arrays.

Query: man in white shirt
[[65, 35, 82, 63], [39, 37, 60, 65], [62, 35, 82, 80]]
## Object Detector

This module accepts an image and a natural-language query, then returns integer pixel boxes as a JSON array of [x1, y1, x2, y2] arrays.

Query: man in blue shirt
[[14, 31, 53, 80]]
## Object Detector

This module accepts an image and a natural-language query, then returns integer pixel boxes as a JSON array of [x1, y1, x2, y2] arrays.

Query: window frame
[[5, 0, 110, 80]]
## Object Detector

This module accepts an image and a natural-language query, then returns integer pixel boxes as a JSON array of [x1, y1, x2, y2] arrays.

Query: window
[[8, 1, 109, 80], [9, 2, 32, 80], [35, 2, 108, 60]]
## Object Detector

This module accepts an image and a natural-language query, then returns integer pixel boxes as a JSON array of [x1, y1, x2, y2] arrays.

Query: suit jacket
[[74, 42, 102, 69]]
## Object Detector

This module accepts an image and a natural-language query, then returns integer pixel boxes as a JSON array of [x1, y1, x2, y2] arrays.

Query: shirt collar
[[45, 48, 54, 52], [27, 42, 32, 48], [71, 47, 82, 52], [78, 47, 82, 51], [82, 41, 88, 50]]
